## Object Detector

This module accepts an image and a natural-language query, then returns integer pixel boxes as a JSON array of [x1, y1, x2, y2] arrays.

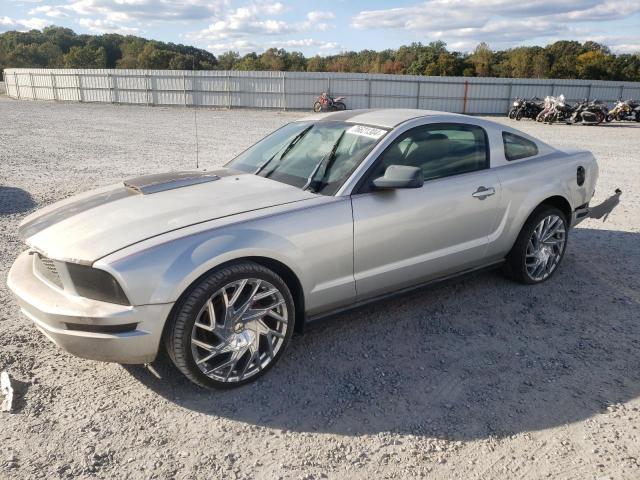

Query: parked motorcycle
[[541, 95, 574, 124], [570, 99, 608, 125], [606, 99, 640, 122], [536, 96, 559, 123], [514, 97, 544, 121], [508, 97, 524, 119], [313, 92, 346, 112]]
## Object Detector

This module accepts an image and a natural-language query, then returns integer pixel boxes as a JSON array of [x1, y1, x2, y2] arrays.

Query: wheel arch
[[246, 256, 306, 334], [505, 194, 572, 257], [163, 256, 307, 342], [538, 195, 572, 223]]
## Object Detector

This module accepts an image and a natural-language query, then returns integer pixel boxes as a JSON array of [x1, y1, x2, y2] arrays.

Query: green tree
[[137, 43, 175, 69], [217, 51, 239, 70], [306, 55, 326, 72], [531, 50, 550, 78], [1, 25, 639, 81], [470, 42, 493, 77], [507, 47, 531, 78], [258, 48, 286, 71], [116, 38, 146, 68], [546, 41, 581, 78], [236, 52, 259, 70], [576, 50, 610, 80], [168, 54, 193, 70], [63, 45, 107, 68]]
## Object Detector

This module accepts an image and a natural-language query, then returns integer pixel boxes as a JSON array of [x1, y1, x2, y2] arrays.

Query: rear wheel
[[504, 206, 568, 284], [335, 102, 346, 111], [165, 261, 295, 388]]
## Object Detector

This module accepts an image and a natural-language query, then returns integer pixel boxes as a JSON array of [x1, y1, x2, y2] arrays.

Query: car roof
[[297, 108, 467, 129]]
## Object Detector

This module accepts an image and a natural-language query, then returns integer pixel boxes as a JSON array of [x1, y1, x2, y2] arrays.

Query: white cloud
[[272, 38, 339, 50], [78, 18, 141, 34], [307, 10, 335, 22], [0, 16, 52, 32], [352, 0, 640, 51], [28, 6, 69, 18], [206, 37, 340, 55], [188, 2, 333, 45], [43, 0, 227, 23]]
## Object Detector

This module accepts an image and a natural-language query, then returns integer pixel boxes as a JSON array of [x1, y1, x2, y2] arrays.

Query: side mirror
[[372, 165, 424, 190]]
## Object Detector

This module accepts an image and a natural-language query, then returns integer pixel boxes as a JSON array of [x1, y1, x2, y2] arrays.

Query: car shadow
[[124, 227, 640, 440], [0, 186, 36, 215]]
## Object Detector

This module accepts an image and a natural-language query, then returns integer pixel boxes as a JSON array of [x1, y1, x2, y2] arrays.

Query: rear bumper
[[7, 250, 173, 364], [571, 203, 590, 227]]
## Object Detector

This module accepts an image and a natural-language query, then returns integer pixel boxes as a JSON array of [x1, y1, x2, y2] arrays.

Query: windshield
[[226, 121, 388, 195]]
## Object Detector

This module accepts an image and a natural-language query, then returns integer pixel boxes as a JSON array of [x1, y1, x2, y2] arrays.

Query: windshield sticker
[[347, 125, 386, 139]]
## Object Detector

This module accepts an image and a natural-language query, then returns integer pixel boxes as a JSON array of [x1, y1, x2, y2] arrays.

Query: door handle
[[472, 186, 495, 199]]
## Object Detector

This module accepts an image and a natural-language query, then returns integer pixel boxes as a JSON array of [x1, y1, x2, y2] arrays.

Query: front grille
[[34, 254, 63, 288]]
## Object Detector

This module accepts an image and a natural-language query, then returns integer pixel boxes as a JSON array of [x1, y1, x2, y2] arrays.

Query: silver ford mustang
[[8, 109, 599, 388]]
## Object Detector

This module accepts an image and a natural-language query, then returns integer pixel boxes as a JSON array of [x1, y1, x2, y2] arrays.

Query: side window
[[503, 131, 538, 161], [364, 123, 489, 186]]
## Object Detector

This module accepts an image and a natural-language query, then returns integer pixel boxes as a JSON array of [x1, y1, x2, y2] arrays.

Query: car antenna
[[192, 55, 200, 169]]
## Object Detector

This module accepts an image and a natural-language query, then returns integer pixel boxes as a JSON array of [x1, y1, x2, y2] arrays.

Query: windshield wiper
[[302, 130, 346, 192], [253, 125, 313, 175]]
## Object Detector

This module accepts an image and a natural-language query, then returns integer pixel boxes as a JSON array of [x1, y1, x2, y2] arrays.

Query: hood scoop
[[124, 171, 220, 195]]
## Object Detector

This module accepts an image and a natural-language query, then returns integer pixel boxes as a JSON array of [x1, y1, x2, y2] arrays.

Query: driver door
[[351, 122, 501, 300]]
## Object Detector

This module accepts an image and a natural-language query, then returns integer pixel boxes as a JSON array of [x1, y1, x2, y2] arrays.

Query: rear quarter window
[[503, 131, 539, 161]]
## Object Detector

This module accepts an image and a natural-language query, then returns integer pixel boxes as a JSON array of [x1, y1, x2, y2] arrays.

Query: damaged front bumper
[[7, 251, 173, 364]]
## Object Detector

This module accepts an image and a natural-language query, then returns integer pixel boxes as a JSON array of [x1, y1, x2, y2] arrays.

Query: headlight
[[513, 101, 519, 106], [66, 263, 130, 305]]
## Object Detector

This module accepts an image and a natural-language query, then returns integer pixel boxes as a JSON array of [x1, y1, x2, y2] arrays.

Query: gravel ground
[[1, 97, 639, 480]]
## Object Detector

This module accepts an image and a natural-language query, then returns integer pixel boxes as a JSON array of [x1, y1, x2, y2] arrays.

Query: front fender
[[97, 226, 305, 306], [95, 196, 355, 314]]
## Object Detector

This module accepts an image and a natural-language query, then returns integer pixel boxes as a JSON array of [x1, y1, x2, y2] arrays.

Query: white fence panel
[[3, 68, 640, 114]]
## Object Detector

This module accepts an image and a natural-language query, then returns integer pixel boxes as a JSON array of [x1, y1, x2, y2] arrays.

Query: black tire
[[313, 101, 323, 112], [508, 108, 516, 119], [503, 205, 569, 285], [335, 102, 346, 111], [635, 111, 640, 122], [605, 114, 613, 123], [515, 109, 524, 121], [164, 261, 295, 389]]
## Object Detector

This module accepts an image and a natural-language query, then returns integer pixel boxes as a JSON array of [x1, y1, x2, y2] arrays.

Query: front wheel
[[605, 114, 613, 122], [165, 261, 295, 388], [515, 109, 524, 121], [313, 101, 322, 112], [508, 108, 516, 119], [503, 206, 568, 284]]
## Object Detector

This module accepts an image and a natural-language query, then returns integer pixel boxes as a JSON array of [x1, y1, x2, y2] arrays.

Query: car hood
[[20, 168, 316, 264]]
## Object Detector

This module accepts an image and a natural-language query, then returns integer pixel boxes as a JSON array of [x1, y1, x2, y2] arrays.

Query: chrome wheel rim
[[190, 278, 288, 383], [525, 215, 566, 281]]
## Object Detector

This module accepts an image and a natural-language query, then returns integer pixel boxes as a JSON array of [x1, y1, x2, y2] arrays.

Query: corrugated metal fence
[[4, 68, 640, 114]]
